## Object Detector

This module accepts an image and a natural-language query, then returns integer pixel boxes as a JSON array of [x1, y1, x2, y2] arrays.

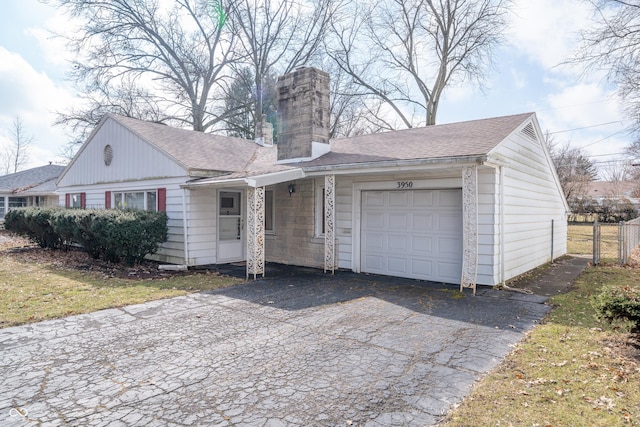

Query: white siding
[[490, 122, 568, 282], [336, 177, 353, 269], [57, 117, 187, 188], [477, 167, 498, 286], [57, 177, 189, 265], [186, 188, 217, 265]]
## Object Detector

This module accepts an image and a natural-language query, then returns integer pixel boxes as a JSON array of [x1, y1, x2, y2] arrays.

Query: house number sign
[[396, 181, 414, 189]]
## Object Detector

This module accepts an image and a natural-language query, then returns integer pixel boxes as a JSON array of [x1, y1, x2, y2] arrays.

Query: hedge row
[[4, 207, 168, 266], [592, 285, 640, 333]]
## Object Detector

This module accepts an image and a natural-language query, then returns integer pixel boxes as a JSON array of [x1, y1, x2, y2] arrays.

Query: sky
[[0, 0, 632, 178]]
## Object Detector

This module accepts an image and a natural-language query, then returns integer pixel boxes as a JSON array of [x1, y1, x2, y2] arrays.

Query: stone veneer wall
[[276, 67, 330, 161], [265, 180, 325, 268]]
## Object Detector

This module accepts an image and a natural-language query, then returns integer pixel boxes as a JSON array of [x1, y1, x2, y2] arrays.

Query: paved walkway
[[1, 263, 582, 426]]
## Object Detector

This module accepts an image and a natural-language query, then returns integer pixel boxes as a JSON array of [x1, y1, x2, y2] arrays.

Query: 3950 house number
[[396, 181, 414, 189]]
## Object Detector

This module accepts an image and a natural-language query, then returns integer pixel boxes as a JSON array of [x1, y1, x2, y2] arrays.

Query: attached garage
[[360, 189, 463, 283]]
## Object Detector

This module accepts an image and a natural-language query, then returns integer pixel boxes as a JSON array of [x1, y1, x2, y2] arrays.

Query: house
[[0, 164, 65, 221], [56, 67, 569, 291]]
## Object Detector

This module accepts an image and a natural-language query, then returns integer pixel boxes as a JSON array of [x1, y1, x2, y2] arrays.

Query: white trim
[[276, 142, 331, 164], [182, 188, 190, 266], [351, 177, 463, 274]]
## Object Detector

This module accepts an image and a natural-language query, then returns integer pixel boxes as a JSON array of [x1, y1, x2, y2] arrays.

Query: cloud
[[508, 0, 590, 72], [0, 46, 77, 168]]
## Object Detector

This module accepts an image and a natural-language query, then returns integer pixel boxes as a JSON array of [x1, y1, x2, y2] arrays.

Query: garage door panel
[[437, 237, 462, 257], [388, 257, 408, 274], [411, 259, 433, 276], [439, 190, 463, 207], [388, 234, 408, 251], [365, 212, 385, 228], [363, 254, 384, 271], [412, 236, 432, 253], [364, 191, 385, 206], [389, 191, 409, 206], [412, 213, 433, 231], [361, 189, 462, 284], [388, 213, 408, 230], [413, 191, 434, 207], [437, 212, 462, 231], [436, 261, 461, 282]]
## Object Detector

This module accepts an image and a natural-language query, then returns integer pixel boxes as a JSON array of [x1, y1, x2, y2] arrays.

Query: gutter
[[302, 155, 488, 175]]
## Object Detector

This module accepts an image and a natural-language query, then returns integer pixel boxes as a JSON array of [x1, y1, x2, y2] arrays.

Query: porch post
[[461, 165, 478, 294], [246, 187, 265, 279], [324, 174, 336, 274]]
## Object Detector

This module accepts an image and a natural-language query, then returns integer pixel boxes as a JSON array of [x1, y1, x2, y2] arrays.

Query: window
[[0, 198, 4, 219], [70, 194, 83, 208], [265, 189, 274, 233], [113, 190, 157, 211], [315, 182, 325, 237], [9, 197, 27, 209]]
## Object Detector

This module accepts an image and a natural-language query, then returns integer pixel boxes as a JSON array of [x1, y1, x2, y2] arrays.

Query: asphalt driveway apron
[[1, 271, 550, 426]]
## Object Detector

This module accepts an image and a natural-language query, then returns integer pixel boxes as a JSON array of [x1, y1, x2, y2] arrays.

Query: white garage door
[[361, 189, 463, 284]]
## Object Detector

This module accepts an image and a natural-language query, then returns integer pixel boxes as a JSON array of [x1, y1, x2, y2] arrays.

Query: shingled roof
[[300, 112, 534, 167], [105, 112, 534, 183], [0, 164, 65, 194], [110, 115, 261, 173]]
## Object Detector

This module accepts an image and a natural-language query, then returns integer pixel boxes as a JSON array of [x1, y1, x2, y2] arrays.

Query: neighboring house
[[0, 164, 65, 221], [586, 181, 640, 209], [56, 67, 568, 291]]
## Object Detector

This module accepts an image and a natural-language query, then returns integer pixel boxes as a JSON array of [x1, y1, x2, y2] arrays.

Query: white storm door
[[360, 189, 463, 284], [217, 190, 244, 262]]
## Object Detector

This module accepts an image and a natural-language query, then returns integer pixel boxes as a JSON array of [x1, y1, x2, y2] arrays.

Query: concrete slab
[[1, 271, 559, 426]]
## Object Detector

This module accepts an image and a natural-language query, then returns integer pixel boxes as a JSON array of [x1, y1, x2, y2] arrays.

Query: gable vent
[[520, 122, 538, 141]]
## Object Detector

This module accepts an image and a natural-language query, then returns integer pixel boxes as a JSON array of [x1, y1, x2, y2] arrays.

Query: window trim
[[112, 189, 158, 211], [315, 181, 325, 237], [265, 189, 275, 234]]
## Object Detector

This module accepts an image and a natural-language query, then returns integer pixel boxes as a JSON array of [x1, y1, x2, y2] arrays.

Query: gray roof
[[110, 115, 261, 173], [301, 113, 534, 167], [108, 112, 534, 180], [0, 164, 65, 194]]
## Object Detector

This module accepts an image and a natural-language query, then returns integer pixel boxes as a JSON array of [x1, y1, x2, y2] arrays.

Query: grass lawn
[[568, 223, 619, 260], [442, 267, 640, 426], [0, 240, 242, 328]]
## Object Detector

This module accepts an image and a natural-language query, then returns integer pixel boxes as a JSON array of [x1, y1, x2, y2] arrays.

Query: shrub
[[5, 207, 168, 266], [592, 285, 640, 333], [5, 207, 62, 249]]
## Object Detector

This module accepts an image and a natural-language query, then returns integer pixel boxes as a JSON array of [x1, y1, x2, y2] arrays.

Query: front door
[[217, 190, 244, 262]]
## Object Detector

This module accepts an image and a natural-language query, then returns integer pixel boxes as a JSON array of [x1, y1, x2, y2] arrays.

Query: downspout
[[500, 165, 505, 287], [182, 187, 190, 265]]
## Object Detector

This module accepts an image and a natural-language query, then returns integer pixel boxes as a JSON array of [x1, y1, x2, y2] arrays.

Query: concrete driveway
[[1, 271, 550, 426]]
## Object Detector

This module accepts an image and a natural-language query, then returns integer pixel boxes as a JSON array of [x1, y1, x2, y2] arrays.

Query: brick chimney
[[276, 67, 330, 163]]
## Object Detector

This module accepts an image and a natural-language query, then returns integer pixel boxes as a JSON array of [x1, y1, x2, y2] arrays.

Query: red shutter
[[157, 188, 167, 212], [65, 193, 70, 208], [80, 192, 86, 209], [105, 191, 111, 209]]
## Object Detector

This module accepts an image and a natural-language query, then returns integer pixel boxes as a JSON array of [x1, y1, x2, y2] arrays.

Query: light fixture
[[288, 183, 296, 196]]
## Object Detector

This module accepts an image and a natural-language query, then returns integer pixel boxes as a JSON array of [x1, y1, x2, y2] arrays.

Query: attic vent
[[104, 145, 113, 166], [520, 122, 538, 141]]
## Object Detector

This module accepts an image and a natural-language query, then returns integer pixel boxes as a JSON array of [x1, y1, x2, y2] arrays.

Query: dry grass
[[568, 223, 619, 261], [0, 234, 243, 328], [442, 267, 640, 426]]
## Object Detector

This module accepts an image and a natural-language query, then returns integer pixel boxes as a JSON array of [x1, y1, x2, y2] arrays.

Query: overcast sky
[[0, 0, 631, 177]]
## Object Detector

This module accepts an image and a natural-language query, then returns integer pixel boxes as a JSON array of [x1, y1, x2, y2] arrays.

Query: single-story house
[[56, 67, 569, 291], [0, 163, 65, 221]]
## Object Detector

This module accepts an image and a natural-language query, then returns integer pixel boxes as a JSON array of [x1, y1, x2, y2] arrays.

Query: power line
[[548, 121, 623, 135]]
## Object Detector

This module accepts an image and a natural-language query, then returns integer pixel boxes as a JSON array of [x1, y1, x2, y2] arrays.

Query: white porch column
[[246, 187, 265, 279], [324, 174, 336, 274], [461, 165, 478, 294]]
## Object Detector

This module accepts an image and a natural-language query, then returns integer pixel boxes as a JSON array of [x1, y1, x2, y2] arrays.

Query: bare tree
[[573, 1, 640, 134], [229, 0, 337, 138], [546, 134, 598, 202], [50, 0, 239, 140], [327, 0, 510, 128], [2, 117, 34, 175], [601, 161, 631, 197]]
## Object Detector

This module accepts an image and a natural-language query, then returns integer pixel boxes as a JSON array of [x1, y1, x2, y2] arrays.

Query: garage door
[[361, 189, 463, 284]]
